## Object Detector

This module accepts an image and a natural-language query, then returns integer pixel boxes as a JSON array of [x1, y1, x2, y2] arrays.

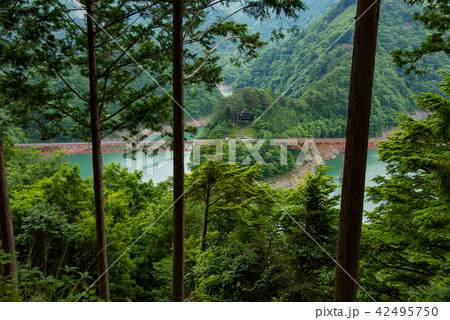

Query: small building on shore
[[239, 109, 254, 121]]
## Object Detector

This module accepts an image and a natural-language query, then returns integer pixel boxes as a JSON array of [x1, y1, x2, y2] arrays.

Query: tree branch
[[100, 118, 131, 139], [43, 102, 89, 128], [183, 0, 227, 39], [0, 0, 20, 22], [101, 6, 149, 32], [96, 36, 142, 79], [0, 20, 26, 38], [99, 75, 109, 117], [55, 70, 89, 103], [63, 9, 85, 34], [98, 68, 145, 104], [95, 16, 139, 49], [184, 6, 246, 44], [184, 35, 236, 80], [99, 80, 165, 124]]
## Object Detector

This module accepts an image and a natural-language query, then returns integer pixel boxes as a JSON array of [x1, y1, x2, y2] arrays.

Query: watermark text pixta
[[124, 139, 329, 176]]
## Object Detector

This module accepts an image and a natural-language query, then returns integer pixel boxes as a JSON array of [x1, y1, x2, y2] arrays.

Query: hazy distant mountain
[[217, 0, 339, 83], [219, 0, 338, 40]]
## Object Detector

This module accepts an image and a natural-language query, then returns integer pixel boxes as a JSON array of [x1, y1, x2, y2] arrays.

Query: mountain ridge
[[224, 0, 448, 136]]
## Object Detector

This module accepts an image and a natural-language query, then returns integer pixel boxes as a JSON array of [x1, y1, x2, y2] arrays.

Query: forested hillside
[[228, 0, 448, 136], [201, 86, 350, 139], [219, 0, 337, 41], [1, 0, 449, 305], [4, 84, 222, 144], [216, 0, 338, 82]]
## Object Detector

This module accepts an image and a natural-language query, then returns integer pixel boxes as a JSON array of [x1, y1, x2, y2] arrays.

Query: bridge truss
[[17, 139, 383, 155]]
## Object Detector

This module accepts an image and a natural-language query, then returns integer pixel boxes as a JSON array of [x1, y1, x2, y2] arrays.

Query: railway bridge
[[17, 138, 384, 155]]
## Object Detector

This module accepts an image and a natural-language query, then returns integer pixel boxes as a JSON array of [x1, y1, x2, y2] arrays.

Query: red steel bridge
[[16, 139, 384, 155]]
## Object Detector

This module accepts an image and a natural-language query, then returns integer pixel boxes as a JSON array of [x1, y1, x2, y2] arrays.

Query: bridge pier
[[339, 150, 345, 179]]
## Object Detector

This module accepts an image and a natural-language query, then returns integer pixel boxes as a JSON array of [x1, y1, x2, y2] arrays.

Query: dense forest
[[204, 0, 449, 141], [216, 0, 339, 82], [2, 77, 449, 301], [197, 0, 450, 180], [0, 0, 449, 304]]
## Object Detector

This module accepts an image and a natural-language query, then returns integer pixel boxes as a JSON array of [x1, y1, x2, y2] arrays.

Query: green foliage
[[230, 0, 449, 136], [4, 147, 176, 300], [5, 147, 69, 193], [361, 73, 450, 301], [190, 241, 265, 301], [186, 160, 271, 249], [392, 0, 450, 74], [215, 0, 338, 83], [188, 164, 339, 301], [22, 0, 175, 142], [184, 84, 224, 118], [103, 163, 156, 218], [193, 126, 308, 179], [17, 203, 77, 275], [201, 86, 348, 140], [0, 0, 68, 141], [276, 166, 339, 301], [0, 249, 100, 302]]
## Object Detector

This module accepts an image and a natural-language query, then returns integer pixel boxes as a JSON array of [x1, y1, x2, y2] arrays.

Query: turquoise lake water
[[68, 142, 386, 212]]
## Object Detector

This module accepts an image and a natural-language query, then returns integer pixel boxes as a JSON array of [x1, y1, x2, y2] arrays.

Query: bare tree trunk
[[201, 189, 211, 252], [334, 0, 381, 302], [0, 137, 17, 291], [172, 0, 185, 302], [86, 0, 109, 301]]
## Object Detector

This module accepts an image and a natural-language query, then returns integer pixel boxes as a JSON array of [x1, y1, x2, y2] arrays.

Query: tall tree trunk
[[334, 0, 381, 302], [86, 0, 109, 301], [172, 0, 185, 302], [0, 137, 17, 291], [201, 189, 211, 252]]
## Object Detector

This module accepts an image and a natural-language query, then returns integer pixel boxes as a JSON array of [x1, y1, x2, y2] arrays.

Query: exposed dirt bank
[[217, 83, 232, 93], [264, 109, 429, 190], [372, 109, 430, 140], [264, 148, 341, 190]]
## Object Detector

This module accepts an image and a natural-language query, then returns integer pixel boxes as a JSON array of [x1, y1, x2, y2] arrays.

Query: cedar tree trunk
[[172, 0, 185, 302], [0, 137, 17, 290], [86, 0, 110, 301], [201, 188, 211, 252], [334, 0, 381, 302]]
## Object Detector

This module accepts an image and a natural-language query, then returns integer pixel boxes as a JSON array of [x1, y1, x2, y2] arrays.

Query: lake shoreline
[[263, 114, 430, 191], [263, 148, 341, 190]]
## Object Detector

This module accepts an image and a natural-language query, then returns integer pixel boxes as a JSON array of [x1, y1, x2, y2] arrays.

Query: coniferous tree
[[170, 0, 306, 301], [186, 160, 266, 252], [283, 166, 339, 301], [20, 0, 175, 300], [334, 0, 381, 302], [362, 74, 450, 301], [172, 0, 185, 302], [392, 0, 450, 74], [0, 0, 65, 291]]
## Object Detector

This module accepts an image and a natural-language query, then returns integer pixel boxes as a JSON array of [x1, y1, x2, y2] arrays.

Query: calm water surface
[[68, 141, 386, 211], [68, 128, 203, 184], [324, 149, 387, 212], [69, 83, 387, 210]]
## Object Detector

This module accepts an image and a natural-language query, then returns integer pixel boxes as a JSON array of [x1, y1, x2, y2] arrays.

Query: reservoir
[[325, 150, 387, 212], [68, 143, 386, 212], [68, 151, 192, 184]]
